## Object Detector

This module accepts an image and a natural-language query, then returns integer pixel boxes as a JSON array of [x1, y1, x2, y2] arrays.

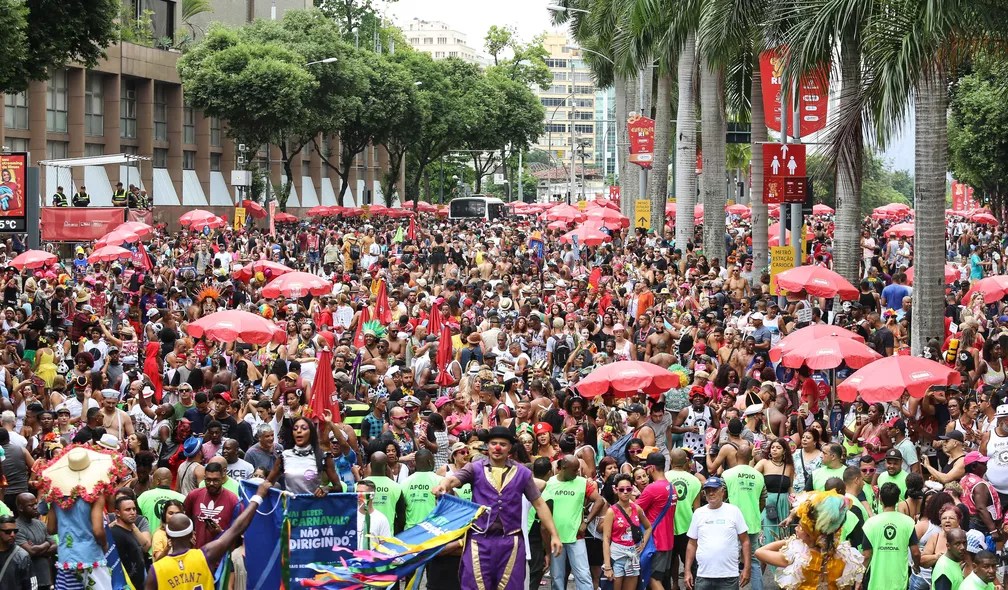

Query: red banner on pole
[[127, 209, 154, 225], [41, 207, 126, 242], [627, 115, 655, 169], [952, 181, 978, 211], [268, 201, 277, 237], [759, 48, 829, 138]]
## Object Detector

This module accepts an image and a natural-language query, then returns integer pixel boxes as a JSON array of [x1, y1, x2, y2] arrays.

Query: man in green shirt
[[932, 528, 966, 590], [542, 456, 605, 590], [876, 448, 909, 499], [137, 467, 185, 534], [367, 450, 405, 533], [722, 445, 766, 590], [402, 450, 442, 529], [862, 482, 920, 590], [859, 455, 879, 514], [842, 466, 870, 549], [960, 550, 997, 590], [812, 444, 847, 491], [665, 448, 702, 588]]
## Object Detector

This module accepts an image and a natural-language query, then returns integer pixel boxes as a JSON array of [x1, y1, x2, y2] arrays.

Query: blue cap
[[182, 436, 203, 458], [703, 476, 725, 489]]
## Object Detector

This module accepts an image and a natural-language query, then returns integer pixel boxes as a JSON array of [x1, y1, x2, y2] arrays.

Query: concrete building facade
[[402, 19, 484, 64], [532, 34, 597, 175]]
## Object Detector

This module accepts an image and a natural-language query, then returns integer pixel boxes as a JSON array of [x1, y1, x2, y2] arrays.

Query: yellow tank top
[[154, 549, 214, 590]]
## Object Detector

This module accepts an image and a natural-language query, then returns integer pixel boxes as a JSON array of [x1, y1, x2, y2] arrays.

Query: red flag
[[435, 324, 455, 386], [588, 267, 602, 290], [407, 216, 417, 241], [143, 341, 164, 403], [306, 347, 340, 423], [428, 299, 445, 336], [375, 279, 393, 324], [133, 242, 153, 271], [352, 307, 370, 349]]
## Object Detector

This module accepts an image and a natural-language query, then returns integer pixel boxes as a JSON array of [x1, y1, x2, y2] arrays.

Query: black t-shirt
[[872, 327, 895, 353], [72, 425, 98, 444], [109, 523, 147, 588]]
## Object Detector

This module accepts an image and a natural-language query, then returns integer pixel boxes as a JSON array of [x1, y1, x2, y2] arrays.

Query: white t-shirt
[[226, 458, 255, 481], [686, 502, 748, 578], [357, 508, 392, 550]]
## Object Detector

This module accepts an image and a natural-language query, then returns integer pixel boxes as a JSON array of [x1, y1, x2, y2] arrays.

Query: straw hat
[[34, 445, 128, 509]]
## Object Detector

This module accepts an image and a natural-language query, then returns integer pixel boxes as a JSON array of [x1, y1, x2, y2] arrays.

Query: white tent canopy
[[37, 154, 150, 168]]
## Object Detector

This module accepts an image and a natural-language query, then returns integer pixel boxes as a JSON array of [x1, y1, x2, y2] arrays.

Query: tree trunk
[[910, 65, 948, 355], [675, 34, 697, 251], [751, 47, 768, 276], [640, 65, 654, 200], [701, 57, 727, 264], [651, 71, 673, 231], [833, 30, 863, 287], [622, 74, 639, 220]]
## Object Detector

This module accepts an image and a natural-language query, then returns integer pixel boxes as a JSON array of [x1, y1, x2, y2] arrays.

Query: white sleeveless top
[[986, 427, 1008, 493]]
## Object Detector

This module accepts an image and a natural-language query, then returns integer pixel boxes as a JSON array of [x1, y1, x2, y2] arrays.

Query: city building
[[402, 19, 485, 64], [0, 0, 396, 226], [532, 34, 597, 183], [594, 86, 617, 181]]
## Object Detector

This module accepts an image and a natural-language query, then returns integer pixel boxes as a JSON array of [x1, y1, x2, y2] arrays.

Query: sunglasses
[[628, 448, 643, 455], [861, 468, 876, 474], [616, 487, 634, 493], [0, 528, 16, 535]]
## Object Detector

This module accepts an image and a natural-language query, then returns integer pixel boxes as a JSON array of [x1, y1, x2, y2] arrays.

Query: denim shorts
[[610, 542, 640, 577]]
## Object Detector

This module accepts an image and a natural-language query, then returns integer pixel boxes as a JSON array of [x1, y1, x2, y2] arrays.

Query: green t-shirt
[[960, 572, 994, 590], [543, 476, 588, 544], [137, 487, 186, 533], [665, 469, 701, 535], [403, 471, 442, 529], [862, 483, 878, 514], [368, 475, 403, 529], [863, 510, 916, 590], [722, 464, 765, 534], [932, 555, 965, 590], [198, 478, 239, 496], [811, 464, 846, 491], [876, 470, 908, 500]]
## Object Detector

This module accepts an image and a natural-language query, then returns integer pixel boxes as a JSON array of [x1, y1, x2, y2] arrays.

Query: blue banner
[[240, 482, 286, 590], [306, 495, 484, 590]]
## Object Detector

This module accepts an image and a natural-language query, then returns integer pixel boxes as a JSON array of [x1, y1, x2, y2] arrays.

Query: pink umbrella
[[560, 225, 611, 246], [186, 310, 286, 346], [812, 204, 834, 215], [545, 204, 587, 223], [9, 250, 56, 271], [87, 245, 133, 263], [179, 209, 225, 228], [260, 272, 333, 299], [779, 334, 881, 370], [838, 356, 961, 403], [906, 264, 958, 286], [970, 212, 1000, 226], [726, 204, 751, 217], [962, 275, 1008, 304], [775, 265, 859, 300], [307, 206, 335, 217], [871, 202, 911, 219], [769, 324, 865, 364], [95, 229, 140, 247], [585, 207, 630, 230], [576, 361, 682, 398], [885, 222, 915, 237], [118, 221, 154, 238], [232, 260, 294, 282], [547, 220, 570, 231], [274, 212, 298, 223]]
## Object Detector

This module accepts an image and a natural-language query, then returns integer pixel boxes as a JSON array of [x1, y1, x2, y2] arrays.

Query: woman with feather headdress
[[755, 492, 866, 590]]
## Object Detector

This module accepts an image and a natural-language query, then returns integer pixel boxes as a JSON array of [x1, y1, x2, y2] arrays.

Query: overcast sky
[[382, 1, 914, 173]]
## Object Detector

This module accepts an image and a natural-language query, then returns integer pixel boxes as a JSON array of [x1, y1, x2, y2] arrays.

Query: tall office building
[[532, 34, 597, 175], [402, 19, 484, 64], [594, 86, 617, 181]]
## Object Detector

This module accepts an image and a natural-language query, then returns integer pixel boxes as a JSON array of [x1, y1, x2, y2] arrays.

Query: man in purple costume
[[435, 426, 562, 590]]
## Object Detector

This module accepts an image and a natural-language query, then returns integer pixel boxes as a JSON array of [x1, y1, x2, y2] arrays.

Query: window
[[6, 138, 27, 153], [120, 79, 137, 139], [46, 69, 68, 132], [553, 72, 567, 81], [574, 124, 594, 134], [210, 153, 221, 171], [153, 148, 168, 168], [84, 73, 103, 136], [4, 92, 28, 130], [85, 143, 104, 157], [546, 123, 566, 133], [46, 141, 68, 159], [183, 150, 195, 170], [437, 37, 447, 44], [209, 116, 221, 146], [424, 37, 433, 44], [122, 145, 139, 156], [548, 84, 569, 94], [574, 72, 593, 83], [183, 106, 195, 144], [574, 111, 594, 120], [449, 51, 457, 57], [435, 51, 444, 58], [575, 98, 594, 108], [575, 85, 594, 95], [409, 38, 419, 44], [545, 59, 568, 68], [153, 84, 168, 141], [541, 97, 566, 107]]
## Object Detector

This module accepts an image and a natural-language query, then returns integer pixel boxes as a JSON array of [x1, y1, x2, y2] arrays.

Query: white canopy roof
[[36, 154, 151, 168]]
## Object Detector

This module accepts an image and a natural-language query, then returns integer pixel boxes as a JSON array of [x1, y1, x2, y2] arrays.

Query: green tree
[[0, 0, 119, 94], [808, 149, 911, 216]]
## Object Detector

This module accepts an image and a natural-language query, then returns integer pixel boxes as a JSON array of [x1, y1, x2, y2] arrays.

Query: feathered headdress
[[198, 285, 221, 302], [362, 320, 387, 340], [795, 491, 850, 550]]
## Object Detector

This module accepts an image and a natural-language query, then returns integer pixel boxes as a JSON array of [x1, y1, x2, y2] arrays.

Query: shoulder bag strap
[[0, 548, 17, 585]]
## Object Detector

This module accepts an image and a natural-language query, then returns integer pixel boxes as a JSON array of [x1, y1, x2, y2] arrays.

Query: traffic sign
[[608, 185, 621, 205], [635, 199, 651, 230], [763, 143, 807, 205], [769, 246, 795, 294], [234, 206, 246, 230], [577, 200, 587, 211]]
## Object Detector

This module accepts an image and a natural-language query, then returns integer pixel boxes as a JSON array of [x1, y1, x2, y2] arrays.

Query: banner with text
[[41, 207, 126, 242]]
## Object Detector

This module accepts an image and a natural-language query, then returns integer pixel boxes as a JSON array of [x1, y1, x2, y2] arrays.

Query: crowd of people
[[0, 199, 1002, 590]]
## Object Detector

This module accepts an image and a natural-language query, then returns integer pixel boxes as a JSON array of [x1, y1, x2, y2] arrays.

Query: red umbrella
[[306, 345, 340, 423], [837, 356, 961, 403], [560, 225, 611, 246], [260, 272, 333, 299], [428, 300, 446, 336], [970, 212, 1000, 226], [547, 220, 571, 231], [779, 334, 882, 370], [9, 250, 56, 271], [726, 204, 751, 217], [962, 275, 1008, 304], [576, 361, 682, 398], [768, 206, 781, 218], [545, 204, 587, 223], [95, 229, 140, 247], [118, 221, 154, 238], [241, 200, 268, 219], [885, 222, 915, 237], [906, 264, 959, 286], [769, 324, 866, 364], [871, 202, 911, 219], [180, 209, 226, 228], [435, 324, 455, 387], [232, 260, 294, 282], [812, 204, 834, 215], [274, 212, 298, 223], [775, 266, 859, 300], [186, 310, 286, 345], [585, 207, 630, 229], [374, 279, 393, 324], [307, 206, 333, 217], [87, 245, 133, 263]]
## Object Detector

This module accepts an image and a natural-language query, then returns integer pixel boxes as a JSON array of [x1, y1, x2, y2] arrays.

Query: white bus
[[448, 195, 507, 221]]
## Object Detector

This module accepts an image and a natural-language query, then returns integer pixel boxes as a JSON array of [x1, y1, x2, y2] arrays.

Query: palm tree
[[675, 34, 698, 250]]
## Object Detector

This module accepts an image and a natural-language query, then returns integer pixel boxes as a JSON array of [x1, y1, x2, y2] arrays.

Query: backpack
[[350, 244, 361, 260], [552, 337, 572, 370]]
